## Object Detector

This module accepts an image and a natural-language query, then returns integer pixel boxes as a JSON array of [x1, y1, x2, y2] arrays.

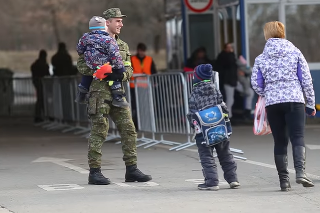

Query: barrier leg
[[74, 128, 90, 135], [230, 148, 244, 154], [169, 136, 192, 150], [136, 132, 155, 147], [175, 142, 196, 151], [169, 142, 190, 151], [43, 122, 58, 129], [34, 120, 51, 127], [62, 126, 80, 133], [81, 132, 90, 138], [47, 123, 67, 131]]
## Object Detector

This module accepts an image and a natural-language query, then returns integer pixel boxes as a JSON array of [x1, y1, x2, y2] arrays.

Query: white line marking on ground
[[145, 182, 160, 186], [33, 157, 89, 174], [38, 184, 84, 191], [0, 206, 12, 213], [155, 144, 320, 180], [114, 182, 159, 187], [306, 144, 320, 150], [53, 161, 89, 174], [114, 183, 133, 187], [185, 179, 228, 185], [240, 159, 320, 180]]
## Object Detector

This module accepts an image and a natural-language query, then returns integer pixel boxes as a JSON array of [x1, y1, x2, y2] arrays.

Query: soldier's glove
[[103, 72, 124, 82]]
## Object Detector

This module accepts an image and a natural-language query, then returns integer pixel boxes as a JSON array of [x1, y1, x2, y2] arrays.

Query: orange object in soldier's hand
[[93, 62, 113, 81]]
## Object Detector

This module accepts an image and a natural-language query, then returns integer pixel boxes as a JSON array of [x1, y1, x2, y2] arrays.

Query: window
[[247, 3, 279, 66], [286, 4, 320, 63], [189, 14, 215, 60]]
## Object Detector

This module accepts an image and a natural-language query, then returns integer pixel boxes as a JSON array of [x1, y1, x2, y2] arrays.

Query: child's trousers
[[196, 134, 238, 186]]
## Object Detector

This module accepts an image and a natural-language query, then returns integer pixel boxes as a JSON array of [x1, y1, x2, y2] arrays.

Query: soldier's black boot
[[88, 168, 111, 185], [274, 155, 291, 191], [125, 165, 152, 182], [293, 146, 314, 187]]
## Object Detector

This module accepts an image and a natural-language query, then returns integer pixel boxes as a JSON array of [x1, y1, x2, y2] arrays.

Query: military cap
[[103, 8, 127, 20]]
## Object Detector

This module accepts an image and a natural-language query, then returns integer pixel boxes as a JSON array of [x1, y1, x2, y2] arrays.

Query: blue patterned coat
[[76, 30, 124, 71], [251, 38, 315, 108]]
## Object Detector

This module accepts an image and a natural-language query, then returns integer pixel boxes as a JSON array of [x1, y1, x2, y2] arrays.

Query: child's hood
[[192, 81, 218, 96], [262, 38, 297, 59]]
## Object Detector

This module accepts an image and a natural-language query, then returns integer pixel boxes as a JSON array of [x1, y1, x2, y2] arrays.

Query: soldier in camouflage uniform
[[77, 8, 152, 185]]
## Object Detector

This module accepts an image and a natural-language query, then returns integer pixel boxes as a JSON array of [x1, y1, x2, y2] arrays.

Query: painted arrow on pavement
[[33, 157, 89, 174]]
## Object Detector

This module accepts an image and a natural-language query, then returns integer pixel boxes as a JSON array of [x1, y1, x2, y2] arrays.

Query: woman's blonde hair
[[263, 21, 285, 40]]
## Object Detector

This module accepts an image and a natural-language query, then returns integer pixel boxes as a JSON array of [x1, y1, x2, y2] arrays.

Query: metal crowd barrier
[[139, 72, 190, 148], [38, 76, 130, 144], [131, 73, 187, 148], [129, 72, 245, 160], [0, 77, 36, 116], [28, 72, 245, 160], [40, 76, 90, 134], [133, 75, 158, 146]]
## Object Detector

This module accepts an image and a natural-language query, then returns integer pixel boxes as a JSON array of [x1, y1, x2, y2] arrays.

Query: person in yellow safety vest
[[130, 43, 157, 88], [130, 43, 157, 130]]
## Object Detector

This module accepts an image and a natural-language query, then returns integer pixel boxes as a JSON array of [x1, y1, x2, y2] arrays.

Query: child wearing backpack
[[186, 64, 240, 190]]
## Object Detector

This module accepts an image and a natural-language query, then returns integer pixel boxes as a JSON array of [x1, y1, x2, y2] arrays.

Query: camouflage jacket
[[77, 36, 133, 100]]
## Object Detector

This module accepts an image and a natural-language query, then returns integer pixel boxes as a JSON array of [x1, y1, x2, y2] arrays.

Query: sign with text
[[184, 0, 213, 13], [165, 0, 181, 15]]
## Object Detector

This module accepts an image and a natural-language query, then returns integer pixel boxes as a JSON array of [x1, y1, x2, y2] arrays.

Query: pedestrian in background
[[30, 49, 50, 123], [51, 42, 73, 76]]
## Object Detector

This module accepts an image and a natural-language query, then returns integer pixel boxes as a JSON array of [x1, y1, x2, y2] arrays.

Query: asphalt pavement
[[1, 117, 320, 213]]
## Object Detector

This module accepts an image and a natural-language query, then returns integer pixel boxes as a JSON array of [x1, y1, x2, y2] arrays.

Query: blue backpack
[[192, 105, 232, 146]]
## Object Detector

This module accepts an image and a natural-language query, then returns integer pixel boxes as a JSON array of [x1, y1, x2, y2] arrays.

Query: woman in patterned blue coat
[[251, 21, 316, 191]]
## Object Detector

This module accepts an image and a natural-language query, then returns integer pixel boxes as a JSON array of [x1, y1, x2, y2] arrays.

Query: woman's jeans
[[266, 102, 305, 155]]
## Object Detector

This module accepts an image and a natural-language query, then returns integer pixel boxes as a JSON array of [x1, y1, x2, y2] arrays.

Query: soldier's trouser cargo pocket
[[88, 97, 97, 115], [87, 96, 109, 168]]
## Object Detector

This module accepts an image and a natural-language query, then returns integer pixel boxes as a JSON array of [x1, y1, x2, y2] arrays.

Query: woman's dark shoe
[[274, 155, 291, 191], [293, 146, 314, 187]]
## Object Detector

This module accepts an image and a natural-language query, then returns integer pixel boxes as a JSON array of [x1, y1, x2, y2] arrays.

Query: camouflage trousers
[[87, 92, 137, 168]]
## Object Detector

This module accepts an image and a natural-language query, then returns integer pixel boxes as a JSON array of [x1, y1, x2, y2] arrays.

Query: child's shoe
[[111, 89, 130, 108], [229, 182, 240, 189], [75, 84, 89, 104], [197, 183, 219, 191], [112, 97, 130, 108]]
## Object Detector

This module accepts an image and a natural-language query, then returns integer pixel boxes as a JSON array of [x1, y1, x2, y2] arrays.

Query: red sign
[[184, 0, 214, 13]]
